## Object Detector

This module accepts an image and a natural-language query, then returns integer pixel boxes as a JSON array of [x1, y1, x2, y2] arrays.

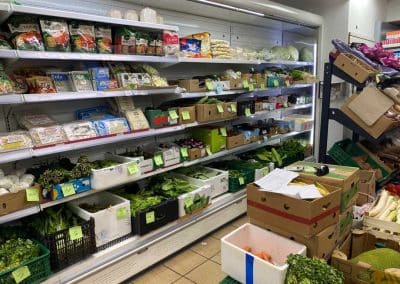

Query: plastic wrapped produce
[[70, 71, 93, 92], [124, 109, 150, 131], [95, 24, 112, 54], [40, 18, 71, 52], [29, 125, 67, 146], [69, 21, 96, 53], [163, 30, 179, 57], [0, 131, 32, 152], [62, 121, 98, 141], [140, 7, 157, 23], [19, 114, 56, 129], [7, 15, 44, 51], [93, 117, 130, 136], [48, 72, 73, 92]]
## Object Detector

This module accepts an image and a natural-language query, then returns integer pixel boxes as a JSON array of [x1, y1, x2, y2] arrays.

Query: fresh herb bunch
[[148, 174, 195, 198], [285, 254, 344, 284], [0, 238, 40, 273]]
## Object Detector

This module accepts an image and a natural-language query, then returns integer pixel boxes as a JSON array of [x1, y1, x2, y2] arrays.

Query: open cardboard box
[[333, 53, 377, 83], [247, 179, 341, 237], [0, 184, 42, 216], [332, 230, 400, 284], [357, 170, 376, 206]]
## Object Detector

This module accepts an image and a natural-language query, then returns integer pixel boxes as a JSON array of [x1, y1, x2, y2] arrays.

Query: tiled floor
[[131, 215, 249, 284]]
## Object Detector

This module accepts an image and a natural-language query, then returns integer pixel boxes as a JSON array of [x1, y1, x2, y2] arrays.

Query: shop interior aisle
[[130, 215, 248, 284]]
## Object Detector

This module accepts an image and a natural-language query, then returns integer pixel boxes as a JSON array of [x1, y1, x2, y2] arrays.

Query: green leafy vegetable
[[0, 238, 40, 274]]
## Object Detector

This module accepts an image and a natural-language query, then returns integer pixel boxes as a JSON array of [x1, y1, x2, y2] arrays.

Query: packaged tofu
[[114, 97, 136, 112], [75, 106, 113, 120], [117, 73, 139, 89], [62, 121, 98, 141], [69, 21, 96, 53], [29, 125, 67, 146], [124, 109, 150, 131], [140, 7, 157, 23], [19, 114, 57, 129], [88, 67, 109, 80], [93, 117, 130, 136], [0, 131, 32, 152], [70, 71, 93, 92], [48, 72, 73, 92]]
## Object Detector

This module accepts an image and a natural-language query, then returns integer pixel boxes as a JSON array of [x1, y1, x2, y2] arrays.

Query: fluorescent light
[[191, 0, 265, 17], [167, 22, 200, 28], [251, 1, 298, 14]]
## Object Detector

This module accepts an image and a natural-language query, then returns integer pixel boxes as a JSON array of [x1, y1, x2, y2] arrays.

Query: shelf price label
[[219, 127, 227, 137], [69, 226, 83, 241], [239, 177, 245, 185], [206, 81, 213, 91], [181, 111, 191, 121], [169, 110, 179, 120], [154, 155, 164, 166], [206, 145, 212, 156], [26, 187, 39, 202], [146, 211, 155, 224], [127, 162, 139, 175], [242, 80, 249, 88], [116, 207, 128, 220], [216, 104, 224, 113], [12, 266, 31, 284], [61, 183, 75, 197], [285, 80, 291, 87], [180, 147, 189, 158], [245, 108, 252, 117], [216, 84, 223, 94], [248, 84, 254, 91], [230, 104, 237, 113]]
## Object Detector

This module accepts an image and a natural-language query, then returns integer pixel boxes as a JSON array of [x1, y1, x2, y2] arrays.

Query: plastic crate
[[328, 139, 390, 181], [0, 241, 51, 284], [228, 168, 254, 193], [32, 218, 96, 271], [220, 276, 241, 284]]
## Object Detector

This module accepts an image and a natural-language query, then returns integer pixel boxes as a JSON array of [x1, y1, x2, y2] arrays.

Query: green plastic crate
[[228, 168, 254, 193], [0, 241, 51, 284], [328, 139, 390, 181], [220, 276, 241, 284]]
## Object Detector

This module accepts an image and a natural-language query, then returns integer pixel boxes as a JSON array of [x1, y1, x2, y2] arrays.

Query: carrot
[[242, 246, 252, 252]]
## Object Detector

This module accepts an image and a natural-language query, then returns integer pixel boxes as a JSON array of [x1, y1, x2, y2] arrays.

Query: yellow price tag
[[69, 226, 83, 241], [262, 168, 269, 176], [245, 108, 252, 117], [216, 104, 224, 113], [260, 83, 266, 89], [285, 80, 291, 87], [116, 207, 128, 220], [248, 84, 254, 91], [184, 197, 193, 208], [127, 163, 139, 175], [273, 79, 279, 87], [242, 80, 249, 88], [206, 145, 212, 156], [146, 211, 155, 224], [169, 110, 179, 120], [206, 81, 213, 90], [180, 147, 189, 158], [26, 187, 39, 202], [182, 111, 191, 121], [61, 183, 75, 197], [12, 266, 31, 284], [239, 177, 245, 185], [220, 127, 227, 137], [230, 104, 237, 113], [154, 155, 163, 166]]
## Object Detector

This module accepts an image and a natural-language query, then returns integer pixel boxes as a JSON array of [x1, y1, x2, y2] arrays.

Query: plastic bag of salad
[[69, 21, 96, 53], [95, 24, 112, 54], [40, 18, 70, 52], [7, 15, 44, 51]]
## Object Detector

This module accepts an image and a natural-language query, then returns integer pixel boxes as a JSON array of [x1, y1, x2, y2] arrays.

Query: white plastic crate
[[110, 153, 154, 174], [159, 145, 180, 167], [68, 192, 131, 247], [254, 166, 269, 181], [221, 223, 306, 284], [90, 153, 141, 190], [178, 184, 212, 217]]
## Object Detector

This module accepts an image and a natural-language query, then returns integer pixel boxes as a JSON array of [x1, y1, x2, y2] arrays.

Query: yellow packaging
[[186, 32, 211, 58]]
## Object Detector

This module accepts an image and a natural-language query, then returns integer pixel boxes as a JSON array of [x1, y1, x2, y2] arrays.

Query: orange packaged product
[[186, 32, 212, 58], [69, 21, 96, 53], [40, 18, 70, 52]]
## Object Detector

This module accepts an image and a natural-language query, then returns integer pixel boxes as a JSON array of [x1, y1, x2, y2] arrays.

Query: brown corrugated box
[[357, 170, 376, 206], [333, 53, 377, 83], [226, 133, 244, 149], [178, 79, 207, 92], [0, 185, 42, 216], [178, 106, 196, 124], [223, 102, 237, 119], [196, 104, 224, 122]]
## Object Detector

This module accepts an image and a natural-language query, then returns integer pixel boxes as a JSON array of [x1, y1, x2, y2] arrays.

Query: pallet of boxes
[[246, 161, 359, 260]]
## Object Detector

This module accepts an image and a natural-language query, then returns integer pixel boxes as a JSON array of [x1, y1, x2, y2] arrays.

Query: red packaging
[[163, 30, 179, 56]]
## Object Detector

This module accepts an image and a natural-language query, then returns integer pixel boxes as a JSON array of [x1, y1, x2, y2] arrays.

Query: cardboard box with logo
[[288, 161, 360, 212], [246, 181, 341, 237], [192, 127, 226, 154], [332, 230, 400, 284]]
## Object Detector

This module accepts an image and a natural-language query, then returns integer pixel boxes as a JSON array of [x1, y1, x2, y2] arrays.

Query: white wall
[[386, 0, 400, 21]]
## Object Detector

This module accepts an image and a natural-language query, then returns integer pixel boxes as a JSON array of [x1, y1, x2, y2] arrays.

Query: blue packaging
[[93, 117, 130, 136], [75, 106, 114, 120], [89, 67, 109, 80], [92, 79, 110, 91], [179, 38, 201, 57], [51, 177, 91, 200]]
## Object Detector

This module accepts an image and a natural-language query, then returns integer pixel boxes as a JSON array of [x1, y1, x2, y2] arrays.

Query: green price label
[[61, 183, 75, 197], [206, 81, 213, 90], [206, 145, 212, 156], [216, 104, 224, 113], [262, 168, 269, 176], [242, 80, 249, 88], [116, 207, 128, 220], [154, 155, 164, 166], [26, 187, 39, 202], [127, 163, 139, 175], [184, 197, 193, 208], [248, 84, 254, 91], [260, 83, 266, 89], [230, 104, 237, 113], [245, 108, 252, 117], [169, 110, 179, 120], [239, 177, 245, 185], [146, 211, 155, 224], [180, 147, 189, 158], [182, 111, 191, 121], [12, 266, 31, 284], [220, 127, 227, 137], [69, 226, 83, 241], [273, 79, 279, 87]]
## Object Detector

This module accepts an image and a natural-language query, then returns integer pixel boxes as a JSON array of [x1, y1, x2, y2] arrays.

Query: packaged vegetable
[[148, 33, 163, 56], [69, 21, 96, 53], [135, 32, 149, 55], [7, 15, 44, 51], [70, 71, 93, 92], [0, 69, 14, 95], [0, 32, 12, 50], [114, 27, 136, 54], [9, 74, 28, 94], [62, 121, 98, 141], [163, 30, 179, 57], [48, 72, 73, 92], [40, 18, 70, 52], [29, 125, 67, 146], [26, 76, 56, 93], [93, 117, 130, 136], [0, 131, 32, 152], [19, 114, 56, 129], [124, 109, 150, 131], [95, 24, 112, 54]]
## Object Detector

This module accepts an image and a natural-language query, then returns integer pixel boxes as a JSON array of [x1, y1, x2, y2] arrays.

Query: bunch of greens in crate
[[114, 188, 164, 217], [0, 238, 40, 274], [148, 174, 195, 198], [184, 193, 210, 214], [175, 166, 221, 180]]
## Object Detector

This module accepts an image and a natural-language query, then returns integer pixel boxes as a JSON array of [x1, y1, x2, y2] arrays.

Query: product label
[[181, 111, 191, 120], [239, 177, 245, 185], [216, 104, 224, 113], [154, 155, 163, 166], [219, 127, 227, 137], [242, 80, 249, 88], [273, 79, 279, 87], [206, 81, 213, 91], [248, 84, 254, 91], [260, 83, 266, 89], [61, 183, 75, 197], [145, 211, 155, 224], [26, 187, 39, 202], [169, 110, 179, 120], [230, 104, 237, 113], [180, 147, 189, 158], [127, 163, 139, 175], [68, 226, 83, 241], [216, 85, 223, 94], [12, 266, 31, 284], [245, 108, 252, 117]]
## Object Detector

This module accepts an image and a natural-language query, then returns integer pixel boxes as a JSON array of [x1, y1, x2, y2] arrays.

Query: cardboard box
[[250, 219, 339, 260], [229, 78, 243, 90], [339, 204, 353, 242], [226, 133, 244, 149], [333, 53, 378, 83], [192, 127, 226, 153], [188, 147, 204, 161], [247, 182, 341, 237], [289, 161, 360, 212], [357, 170, 376, 206], [223, 102, 237, 119], [178, 79, 206, 92], [0, 185, 42, 216], [178, 106, 196, 124], [341, 92, 400, 139], [332, 230, 400, 284], [196, 104, 224, 122]]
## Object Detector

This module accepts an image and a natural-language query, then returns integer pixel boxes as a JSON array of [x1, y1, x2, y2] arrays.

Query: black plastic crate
[[132, 198, 179, 235], [237, 100, 255, 116], [96, 233, 133, 252], [32, 218, 96, 271]]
